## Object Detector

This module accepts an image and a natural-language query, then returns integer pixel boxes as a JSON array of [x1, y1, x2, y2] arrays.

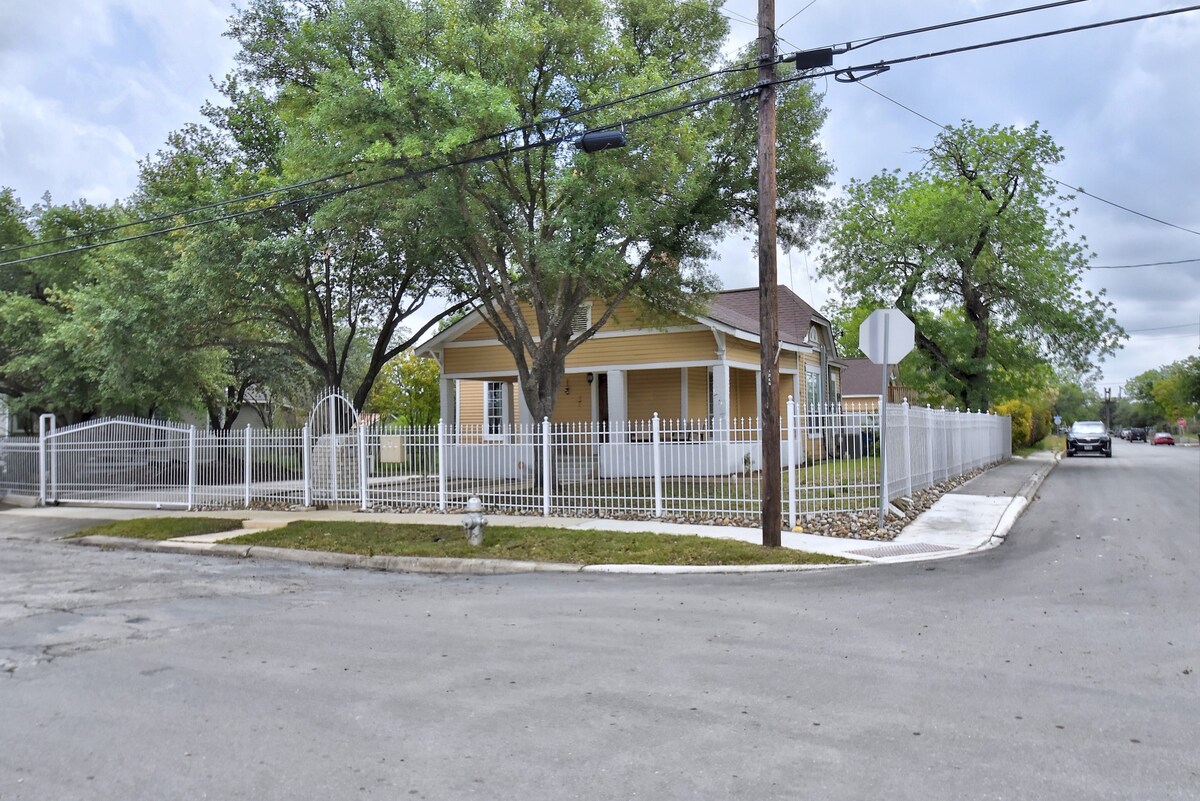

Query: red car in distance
[[1151, 432, 1175, 446]]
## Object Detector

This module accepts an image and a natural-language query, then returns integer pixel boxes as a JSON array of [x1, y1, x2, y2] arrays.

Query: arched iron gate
[[306, 388, 363, 505]]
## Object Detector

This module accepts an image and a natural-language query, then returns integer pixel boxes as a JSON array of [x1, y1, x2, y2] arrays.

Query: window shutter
[[570, 304, 592, 335]]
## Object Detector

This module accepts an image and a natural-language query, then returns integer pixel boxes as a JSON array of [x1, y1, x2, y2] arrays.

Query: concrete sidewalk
[[8, 451, 1057, 573]]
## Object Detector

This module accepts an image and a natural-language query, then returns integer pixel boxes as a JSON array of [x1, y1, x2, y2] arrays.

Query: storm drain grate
[[848, 542, 956, 559]]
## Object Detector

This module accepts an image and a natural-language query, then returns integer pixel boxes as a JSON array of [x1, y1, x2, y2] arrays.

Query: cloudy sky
[[1, 0, 1197, 394]]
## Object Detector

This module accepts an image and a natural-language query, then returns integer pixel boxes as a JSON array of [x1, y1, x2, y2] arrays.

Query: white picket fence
[[0, 400, 1010, 524]]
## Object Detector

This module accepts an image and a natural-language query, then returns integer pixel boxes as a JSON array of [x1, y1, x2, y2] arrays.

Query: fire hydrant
[[462, 496, 486, 546]]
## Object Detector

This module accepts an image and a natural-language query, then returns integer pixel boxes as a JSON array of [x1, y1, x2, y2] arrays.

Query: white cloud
[[2, 0, 1196, 385], [0, 84, 140, 205], [0, 0, 238, 204]]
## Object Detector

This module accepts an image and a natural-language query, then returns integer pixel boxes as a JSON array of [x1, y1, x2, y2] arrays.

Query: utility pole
[[757, 0, 781, 547]]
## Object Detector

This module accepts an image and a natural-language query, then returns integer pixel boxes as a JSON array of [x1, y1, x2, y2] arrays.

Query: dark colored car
[[1128, 428, 1147, 442], [1066, 420, 1112, 458], [1152, 431, 1175, 446]]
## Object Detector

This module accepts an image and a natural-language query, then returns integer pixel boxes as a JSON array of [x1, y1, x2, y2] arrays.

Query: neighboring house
[[417, 286, 844, 477], [0, 395, 32, 435], [839, 358, 920, 410]]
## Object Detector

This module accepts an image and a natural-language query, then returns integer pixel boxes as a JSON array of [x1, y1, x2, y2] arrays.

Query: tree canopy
[[2, 0, 834, 426], [820, 121, 1124, 411], [221, 0, 831, 421], [1126, 357, 1200, 428]]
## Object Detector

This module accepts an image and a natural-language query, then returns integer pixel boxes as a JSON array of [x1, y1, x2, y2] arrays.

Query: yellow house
[[417, 286, 843, 477]]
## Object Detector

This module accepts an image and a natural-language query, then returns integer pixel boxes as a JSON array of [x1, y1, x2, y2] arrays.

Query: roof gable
[[840, 358, 898, 396], [704, 285, 829, 348], [419, 285, 832, 353]]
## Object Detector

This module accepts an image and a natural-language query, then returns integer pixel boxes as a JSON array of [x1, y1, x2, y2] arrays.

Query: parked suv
[[1128, 427, 1147, 442], [1066, 420, 1112, 458]]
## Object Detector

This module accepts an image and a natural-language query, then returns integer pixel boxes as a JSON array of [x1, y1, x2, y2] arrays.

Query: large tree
[[0, 191, 214, 421], [222, 0, 831, 421], [144, 81, 471, 414], [820, 122, 1124, 410], [1127, 357, 1200, 428]]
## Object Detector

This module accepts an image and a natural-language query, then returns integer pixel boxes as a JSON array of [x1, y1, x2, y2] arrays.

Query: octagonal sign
[[859, 309, 915, 365]]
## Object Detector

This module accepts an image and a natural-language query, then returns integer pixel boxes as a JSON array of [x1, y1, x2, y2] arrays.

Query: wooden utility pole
[[757, 0, 781, 547]]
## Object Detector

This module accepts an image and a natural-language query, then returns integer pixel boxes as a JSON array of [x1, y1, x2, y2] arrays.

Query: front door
[[597, 373, 609, 443]]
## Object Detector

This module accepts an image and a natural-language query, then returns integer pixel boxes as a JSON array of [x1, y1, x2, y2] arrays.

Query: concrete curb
[[986, 454, 1058, 546], [70, 536, 584, 575], [73, 535, 254, 559], [68, 535, 858, 576], [246, 547, 583, 575], [580, 563, 854, 574]]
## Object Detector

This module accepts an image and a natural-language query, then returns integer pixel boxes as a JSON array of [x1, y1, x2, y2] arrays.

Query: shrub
[[1031, 407, 1053, 443], [995, 399, 1033, 449]]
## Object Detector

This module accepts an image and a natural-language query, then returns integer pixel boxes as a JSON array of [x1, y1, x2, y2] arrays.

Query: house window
[[570, 303, 592, 335], [485, 381, 507, 438], [805, 364, 822, 436]]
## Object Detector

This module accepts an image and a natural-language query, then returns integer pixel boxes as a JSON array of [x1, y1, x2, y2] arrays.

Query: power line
[[1127, 331, 1200, 340], [750, 0, 1097, 80], [830, 0, 1094, 54], [0, 81, 765, 270], [16, 1, 1105, 261], [812, 4, 1200, 79], [0, 62, 766, 259], [719, 6, 803, 52], [9, 3, 1198, 267], [779, 0, 821, 33], [6, 1, 1164, 258], [1064, 186, 1200, 238], [1090, 258, 1200, 269], [852, 69, 1200, 240], [0, 133, 574, 268], [1126, 322, 1200, 333], [0, 169, 356, 258]]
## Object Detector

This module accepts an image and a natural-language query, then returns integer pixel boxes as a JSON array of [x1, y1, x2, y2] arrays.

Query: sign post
[[860, 309, 916, 528]]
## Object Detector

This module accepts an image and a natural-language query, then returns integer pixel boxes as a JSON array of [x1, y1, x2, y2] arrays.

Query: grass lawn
[[69, 517, 246, 541], [534, 456, 881, 516], [72, 517, 852, 566]]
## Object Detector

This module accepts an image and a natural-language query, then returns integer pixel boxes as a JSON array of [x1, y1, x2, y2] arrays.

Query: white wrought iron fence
[[0, 435, 40, 496], [0, 396, 1011, 525], [882, 402, 1012, 503], [189, 428, 308, 509]]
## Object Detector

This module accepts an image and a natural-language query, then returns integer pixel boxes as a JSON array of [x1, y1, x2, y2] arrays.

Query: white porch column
[[607, 369, 628, 443], [440, 378, 457, 441], [516, 380, 535, 427], [712, 362, 731, 435], [679, 367, 689, 421], [754, 369, 762, 423]]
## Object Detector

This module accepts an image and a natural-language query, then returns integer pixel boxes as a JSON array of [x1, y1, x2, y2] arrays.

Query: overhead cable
[[1090, 258, 1200, 269], [7, 3, 1200, 266]]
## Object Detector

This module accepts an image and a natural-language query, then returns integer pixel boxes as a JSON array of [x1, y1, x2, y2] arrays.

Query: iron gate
[[307, 388, 363, 505], [41, 416, 195, 507]]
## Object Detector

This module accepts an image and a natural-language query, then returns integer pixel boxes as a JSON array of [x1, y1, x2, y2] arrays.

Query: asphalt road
[[1, 439, 1197, 801]]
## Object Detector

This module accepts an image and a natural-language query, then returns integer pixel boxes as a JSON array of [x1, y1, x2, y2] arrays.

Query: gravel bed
[[197, 467, 988, 544]]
